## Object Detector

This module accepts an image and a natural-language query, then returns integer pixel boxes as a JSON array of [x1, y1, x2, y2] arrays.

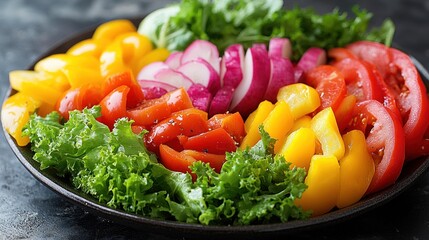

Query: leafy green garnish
[[23, 107, 309, 225], [138, 0, 395, 60]]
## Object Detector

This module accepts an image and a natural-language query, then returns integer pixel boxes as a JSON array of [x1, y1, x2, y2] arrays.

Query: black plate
[[2, 19, 429, 239]]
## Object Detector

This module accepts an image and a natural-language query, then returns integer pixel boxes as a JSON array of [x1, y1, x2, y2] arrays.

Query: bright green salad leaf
[[23, 107, 309, 225], [138, 0, 395, 60]]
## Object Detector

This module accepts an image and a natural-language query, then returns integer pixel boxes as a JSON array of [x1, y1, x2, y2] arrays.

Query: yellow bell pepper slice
[[277, 83, 320, 120], [100, 41, 129, 78], [279, 127, 316, 171], [67, 38, 110, 58], [35, 54, 99, 74], [92, 19, 136, 42], [337, 130, 375, 208], [115, 32, 153, 64], [240, 100, 274, 149], [9, 70, 69, 92], [62, 66, 104, 88], [311, 107, 345, 159], [263, 100, 294, 153], [1, 93, 41, 146], [295, 154, 340, 216], [288, 115, 312, 133]]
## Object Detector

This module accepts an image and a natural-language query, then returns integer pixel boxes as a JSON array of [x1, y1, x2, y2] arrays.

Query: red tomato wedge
[[159, 144, 196, 174], [182, 150, 225, 173], [346, 41, 392, 78], [98, 85, 130, 129], [304, 65, 347, 112], [333, 58, 383, 102], [145, 108, 209, 153], [207, 112, 246, 144], [347, 100, 405, 194], [385, 49, 429, 160], [127, 99, 171, 127], [182, 128, 237, 154], [56, 84, 103, 120], [327, 48, 357, 62], [103, 71, 145, 108]]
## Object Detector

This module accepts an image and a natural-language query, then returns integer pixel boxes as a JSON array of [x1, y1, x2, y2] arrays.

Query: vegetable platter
[[2, 0, 429, 238]]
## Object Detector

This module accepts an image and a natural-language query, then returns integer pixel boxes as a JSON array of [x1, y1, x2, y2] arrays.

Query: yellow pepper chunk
[[337, 130, 375, 208], [9, 70, 69, 92], [295, 155, 340, 216], [279, 127, 316, 171], [115, 32, 153, 65], [62, 66, 104, 88], [92, 19, 136, 42], [67, 38, 110, 58], [240, 100, 274, 149], [311, 107, 345, 159], [289, 115, 312, 133], [35, 54, 100, 74], [277, 83, 320, 119], [263, 101, 294, 153], [1, 93, 41, 146], [100, 41, 129, 78]]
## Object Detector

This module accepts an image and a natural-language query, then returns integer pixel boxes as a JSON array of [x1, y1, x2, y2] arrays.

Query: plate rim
[[2, 18, 429, 238]]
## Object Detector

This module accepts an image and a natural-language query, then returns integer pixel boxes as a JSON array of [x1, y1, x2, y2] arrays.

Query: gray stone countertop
[[0, 0, 428, 239]]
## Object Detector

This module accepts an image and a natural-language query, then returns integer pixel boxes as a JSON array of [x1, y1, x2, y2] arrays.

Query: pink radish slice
[[187, 84, 213, 112], [154, 69, 194, 90], [263, 57, 295, 102], [142, 87, 169, 100], [220, 44, 244, 88], [230, 46, 270, 117], [294, 67, 305, 82], [137, 61, 170, 80], [269, 38, 292, 59], [177, 58, 220, 94], [165, 52, 183, 69], [295, 47, 327, 82], [138, 80, 177, 100], [181, 40, 221, 74], [138, 80, 177, 91], [209, 85, 235, 116], [252, 43, 267, 51]]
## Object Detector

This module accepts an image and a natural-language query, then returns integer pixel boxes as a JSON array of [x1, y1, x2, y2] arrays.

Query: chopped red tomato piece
[[98, 85, 130, 129], [207, 112, 246, 144], [103, 71, 145, 108], [182, 128, 237, 154]]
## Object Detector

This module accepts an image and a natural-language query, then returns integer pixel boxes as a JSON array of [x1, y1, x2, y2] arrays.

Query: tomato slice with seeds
[[333, 58, 383, 102], [385, 49, 429, 160], [145, 108, 209, 153], [304, 65, 347, 113], [103, 71, 145, 108], [98, 85, 130, 129], [183, 128, 237, 154], [347, 100, 405, 194]]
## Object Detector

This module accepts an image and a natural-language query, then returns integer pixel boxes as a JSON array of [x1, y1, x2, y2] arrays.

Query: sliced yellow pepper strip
[[240, 100, 274, 149], [311, 107, 345, 159], [277, 83, 320, 120], [92, 19, 136, 42], [279, 127, 316, 171], [337, 130, 375, 208], [295, 154, 340, 216], [1, 93, 40, 146], [263, 100, 294, 153]]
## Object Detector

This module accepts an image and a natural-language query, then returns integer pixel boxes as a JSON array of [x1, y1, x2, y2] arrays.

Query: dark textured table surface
[[1, 0, 429, 239]]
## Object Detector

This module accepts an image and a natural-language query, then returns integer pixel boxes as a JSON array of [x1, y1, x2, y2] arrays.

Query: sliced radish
[[181, 40, 221, 74], [137, 61, 170, 80], [269, 38, 292, 59], [263, 57, 295, 102], [154, 69, 194, 90], [187, 84, 212, 112], [142, 87, 168, 100], [295, 47, 326, 81], [165, 52, 183, 69], [138, 79, 177, 91], [220, 44, 244, 88], [230, 46, 270, 117], [177, 58, 220, 94], [209, 85, 235, 116], [252, 43, 267, 51]]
